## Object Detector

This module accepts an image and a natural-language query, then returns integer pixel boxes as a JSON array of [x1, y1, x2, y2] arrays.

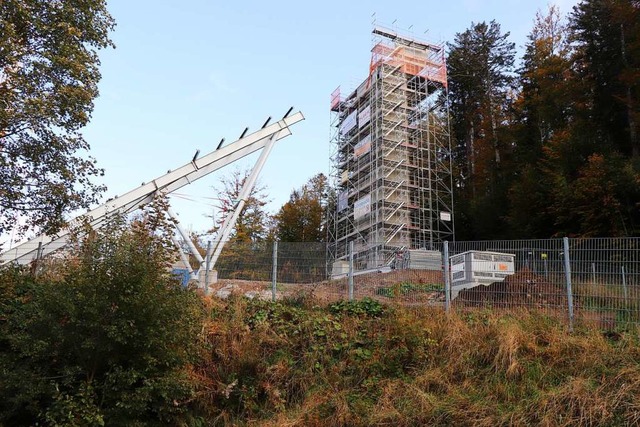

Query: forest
[[446, 2, 639, 239], [215, 2, 640, 245]]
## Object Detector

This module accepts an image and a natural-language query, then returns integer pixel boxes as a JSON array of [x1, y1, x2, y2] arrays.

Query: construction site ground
[[208, 269, 446, 305]]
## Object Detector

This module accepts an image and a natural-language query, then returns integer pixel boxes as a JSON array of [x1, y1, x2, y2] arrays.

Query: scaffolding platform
[[328, 25, 454, 270]]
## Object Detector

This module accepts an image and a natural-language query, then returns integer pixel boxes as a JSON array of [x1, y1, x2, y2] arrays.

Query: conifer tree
[[447, 20, 516, 238]]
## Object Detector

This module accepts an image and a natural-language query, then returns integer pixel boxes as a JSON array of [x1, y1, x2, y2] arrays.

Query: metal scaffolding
[[328, 26, 454, 272]]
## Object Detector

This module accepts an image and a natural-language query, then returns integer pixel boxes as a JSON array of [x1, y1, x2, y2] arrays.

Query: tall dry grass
[[187, 294, 640, 426]]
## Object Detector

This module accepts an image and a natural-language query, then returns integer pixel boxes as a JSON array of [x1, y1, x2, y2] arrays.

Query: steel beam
[[1, 111, 304, 265]]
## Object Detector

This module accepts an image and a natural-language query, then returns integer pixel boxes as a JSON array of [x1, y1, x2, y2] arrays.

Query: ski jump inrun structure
[[0, 108, 305, 287]]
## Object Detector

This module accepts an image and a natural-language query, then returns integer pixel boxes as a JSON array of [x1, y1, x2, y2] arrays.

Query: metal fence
[[207, 238, 640, 330], [3, 237, 639, 329], [445, 238, 638, 329]]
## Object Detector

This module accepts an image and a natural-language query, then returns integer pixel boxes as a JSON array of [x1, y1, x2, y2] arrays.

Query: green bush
[[375, 282, 443, 298], [329, 297, 386, 318], [0, 216, 205, 425]]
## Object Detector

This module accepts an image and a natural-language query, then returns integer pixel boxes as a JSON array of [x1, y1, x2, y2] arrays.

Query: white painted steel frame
[[1, 111, 304, 265]]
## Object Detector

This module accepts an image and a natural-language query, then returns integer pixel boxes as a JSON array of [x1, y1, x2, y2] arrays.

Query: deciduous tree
[[209, 168, 272, 279], [210, 167, 271, 243], [275, 173, 327, 242], [0, 0, 115, 237]]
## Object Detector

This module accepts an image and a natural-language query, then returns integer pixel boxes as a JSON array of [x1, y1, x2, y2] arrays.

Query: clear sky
[[83, 0, 579, 235]]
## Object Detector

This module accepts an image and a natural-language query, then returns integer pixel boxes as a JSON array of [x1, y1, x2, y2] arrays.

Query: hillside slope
[[191, 296, 640, 426]]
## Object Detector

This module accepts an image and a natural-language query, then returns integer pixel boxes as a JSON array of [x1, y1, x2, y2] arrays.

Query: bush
[[329, 297, 386, 318], [0, 215, 205, 425]]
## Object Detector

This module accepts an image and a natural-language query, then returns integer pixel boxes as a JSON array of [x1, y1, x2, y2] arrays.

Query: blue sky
[[83, 0, 579, 234]]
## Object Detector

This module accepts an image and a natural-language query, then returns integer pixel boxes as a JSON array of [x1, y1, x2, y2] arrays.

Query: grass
[[186, 294, 640, 426], [375, 282, 442, 298], [574, 281, 640, 327]]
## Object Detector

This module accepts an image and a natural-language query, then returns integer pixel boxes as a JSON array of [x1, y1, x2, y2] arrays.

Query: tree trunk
[[468, 120, 476, 199]]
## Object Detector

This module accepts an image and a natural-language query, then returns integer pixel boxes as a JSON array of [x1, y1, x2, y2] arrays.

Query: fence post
[[592, 262, 596, 283], [272, 241, 278, 302], [204, 241, 211, 296], [622, 265, 628, 302], [348, 241, 354, 301], [563, 237, 575, 331], [443, 241, 450, 313]]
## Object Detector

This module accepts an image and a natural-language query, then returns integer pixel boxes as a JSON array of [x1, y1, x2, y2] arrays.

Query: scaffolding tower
[[328, 26, 454, 271]]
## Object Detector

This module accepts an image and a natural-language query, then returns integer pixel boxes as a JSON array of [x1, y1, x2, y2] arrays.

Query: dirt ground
[[208, 269, 445, 305], [207, 268, 625, 329], [454, 268, 569, 309], [208, 268, 565, 307]]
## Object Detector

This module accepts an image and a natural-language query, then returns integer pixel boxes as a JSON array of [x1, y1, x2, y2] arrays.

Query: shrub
[[329, 297, 386, 318], [0, 215, 205, 425]]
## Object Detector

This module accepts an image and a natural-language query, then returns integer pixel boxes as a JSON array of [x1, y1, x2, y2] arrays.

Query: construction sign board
[[353, 194, 371, 220]]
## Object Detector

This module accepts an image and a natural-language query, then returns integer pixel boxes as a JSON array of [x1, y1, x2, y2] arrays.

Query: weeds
[[329, 297, 386, 318], [375, 282, 442, 298], [191, 296, 640, 426]]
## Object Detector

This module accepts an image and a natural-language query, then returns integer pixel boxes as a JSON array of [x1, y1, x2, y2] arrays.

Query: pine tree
[[508, 6, 573, 237], [447, 20, 516, 238], [571, 0, 639, 157]]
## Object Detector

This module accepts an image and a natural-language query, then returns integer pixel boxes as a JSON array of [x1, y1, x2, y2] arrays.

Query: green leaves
[[0, 0, 114, 236], [0, 217, 205, 425], [329, 297, 386, 318], [275, 173, 328, 243]]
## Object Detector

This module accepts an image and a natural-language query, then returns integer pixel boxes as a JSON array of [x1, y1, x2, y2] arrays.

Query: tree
[[516, 5, 572, 160], [557, 153, 639, 236], [507, 1, 640, 237], [571, 0, 639, 158], [273, 174, 328, 283], [210, 167, 271, 243], [209, 168, 272, 280], [274, 173, 327, 242], [0, 206, 204, 425], [508, 6, 573, 237], [447, 20, 516, 238], [0, 0, 114, 237], [540, 0, 640, 236]]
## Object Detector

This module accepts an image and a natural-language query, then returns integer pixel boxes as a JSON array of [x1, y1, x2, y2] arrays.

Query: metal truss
[[1, 109, 305, 281]]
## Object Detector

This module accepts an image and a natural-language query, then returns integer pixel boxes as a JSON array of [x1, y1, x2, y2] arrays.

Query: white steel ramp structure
[[1, 109, 304, 284]]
